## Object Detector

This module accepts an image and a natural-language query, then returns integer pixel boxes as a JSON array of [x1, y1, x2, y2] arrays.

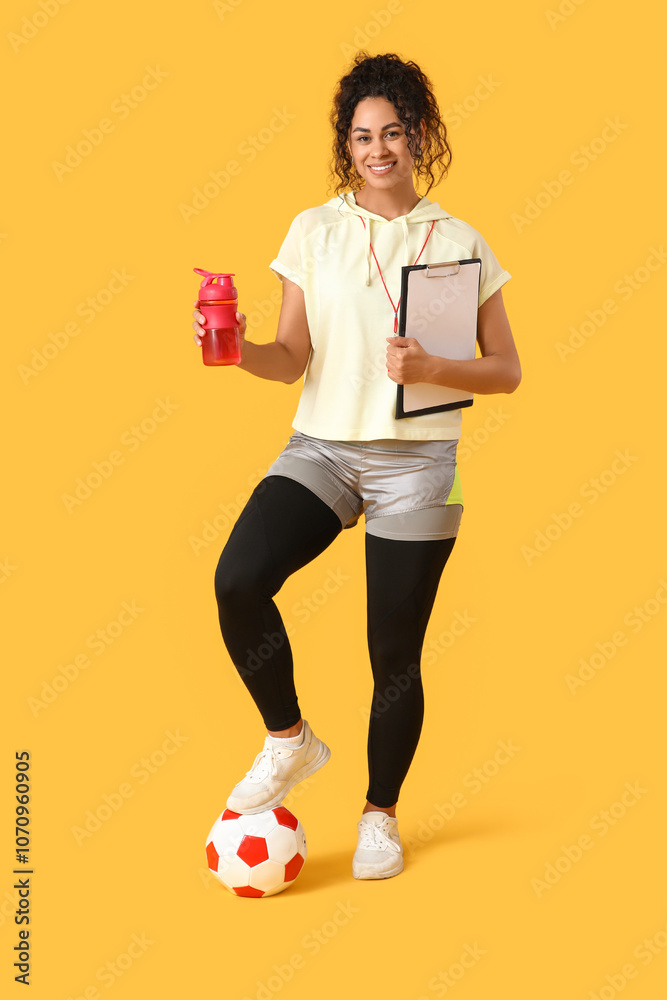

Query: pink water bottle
[[194, 268, 242, 366]]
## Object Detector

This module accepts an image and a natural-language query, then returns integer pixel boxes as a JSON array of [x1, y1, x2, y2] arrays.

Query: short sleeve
[[471, 228, 511, 307], [269, 213, 304, 289]]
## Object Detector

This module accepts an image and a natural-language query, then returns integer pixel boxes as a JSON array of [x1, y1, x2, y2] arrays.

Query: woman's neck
[[352, 186, 422, 221]]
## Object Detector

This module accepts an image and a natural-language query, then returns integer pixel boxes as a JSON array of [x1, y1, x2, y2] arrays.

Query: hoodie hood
[[332, 191, 453, 285]]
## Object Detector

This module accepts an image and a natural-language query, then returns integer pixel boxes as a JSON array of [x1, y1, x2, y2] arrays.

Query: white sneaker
[[352, 811, 404, 879], [225, 719, 330, 815]]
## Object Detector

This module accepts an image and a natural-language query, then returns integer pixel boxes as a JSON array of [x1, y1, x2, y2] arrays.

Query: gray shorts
[[264, 430, 463, 541]]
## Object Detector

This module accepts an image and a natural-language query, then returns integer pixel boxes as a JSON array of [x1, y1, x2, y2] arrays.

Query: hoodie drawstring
[[400, 216, 410, 270], [359, 215, 410, 286], [362, 214, 372, 286], [358, 216, 436, 333]]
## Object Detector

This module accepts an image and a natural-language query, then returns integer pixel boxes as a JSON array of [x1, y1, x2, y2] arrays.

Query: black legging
[[214, 475, 456, 807]]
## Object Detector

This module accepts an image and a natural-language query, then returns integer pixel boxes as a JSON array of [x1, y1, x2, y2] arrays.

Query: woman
[[192, 52, 521, 880]]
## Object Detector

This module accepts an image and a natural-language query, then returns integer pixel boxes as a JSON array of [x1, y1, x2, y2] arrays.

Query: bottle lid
[[194, 268, 237, 301]]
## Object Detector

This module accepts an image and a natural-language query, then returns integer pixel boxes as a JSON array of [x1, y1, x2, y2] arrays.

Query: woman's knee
[[214, 541, 268, 613], [370, 639, 425, 698], [213, 548, 239, 610], [213, 498, 271, 611]]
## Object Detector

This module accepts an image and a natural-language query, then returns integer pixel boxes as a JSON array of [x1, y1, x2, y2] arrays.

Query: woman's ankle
[[363, 800, 396, 818], [267, 718, 303, 739]]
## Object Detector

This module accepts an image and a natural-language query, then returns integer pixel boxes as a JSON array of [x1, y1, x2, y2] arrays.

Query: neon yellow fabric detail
[[446, 463, 463, 506]]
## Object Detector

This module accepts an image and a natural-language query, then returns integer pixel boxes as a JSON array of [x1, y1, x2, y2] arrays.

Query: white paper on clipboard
[[396, 258, 481, 418]]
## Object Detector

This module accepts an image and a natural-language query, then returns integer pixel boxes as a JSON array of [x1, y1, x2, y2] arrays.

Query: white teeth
[[369, 162, 394, 172]]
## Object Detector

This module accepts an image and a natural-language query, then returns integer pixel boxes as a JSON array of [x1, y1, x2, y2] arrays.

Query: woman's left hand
[[385, 336, 433, 384]]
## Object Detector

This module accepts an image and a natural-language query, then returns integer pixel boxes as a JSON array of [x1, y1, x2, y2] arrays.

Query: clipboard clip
[[425, 261, 460, 277]]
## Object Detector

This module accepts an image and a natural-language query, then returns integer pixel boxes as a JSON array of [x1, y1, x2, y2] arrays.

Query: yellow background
[[2, 0, 666, 996]]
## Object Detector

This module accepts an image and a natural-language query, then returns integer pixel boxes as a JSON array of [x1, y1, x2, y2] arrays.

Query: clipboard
[[395, 258, 481, 419]]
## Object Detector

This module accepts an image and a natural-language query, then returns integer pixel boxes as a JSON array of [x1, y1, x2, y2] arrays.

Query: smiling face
[[347, 96, 424, 196]]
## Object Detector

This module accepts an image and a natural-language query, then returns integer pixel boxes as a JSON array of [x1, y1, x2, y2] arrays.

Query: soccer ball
[[205, 806, 307, 897]]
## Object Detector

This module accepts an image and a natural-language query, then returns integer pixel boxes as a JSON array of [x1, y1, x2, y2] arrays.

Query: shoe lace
[[244, 745, 287, 783], [358, 817, 401, 853]]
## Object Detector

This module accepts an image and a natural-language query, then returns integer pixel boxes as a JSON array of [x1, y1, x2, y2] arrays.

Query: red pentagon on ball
[[233, 885, 265, 898], [237, 834, 269, 866], [205, 803, 307, 896], [284, 852, 305, 882], [221, 808, 241, 820], [206, 841, 220, 870], [273, 806, 298, 830]]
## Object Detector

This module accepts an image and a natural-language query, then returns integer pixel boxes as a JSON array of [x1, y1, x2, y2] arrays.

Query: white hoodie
[[269, 191, 511, 442]]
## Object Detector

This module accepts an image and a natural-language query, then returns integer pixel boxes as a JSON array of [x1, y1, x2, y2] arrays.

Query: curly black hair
[[328, 51, 452, 197]]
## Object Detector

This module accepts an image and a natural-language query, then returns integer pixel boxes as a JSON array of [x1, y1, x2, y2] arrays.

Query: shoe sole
[[352, 857, 404, 879], [226, 739, 331, 815]]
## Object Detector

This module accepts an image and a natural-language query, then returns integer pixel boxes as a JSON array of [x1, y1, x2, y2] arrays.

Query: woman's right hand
[[192, 303, 247, 347]]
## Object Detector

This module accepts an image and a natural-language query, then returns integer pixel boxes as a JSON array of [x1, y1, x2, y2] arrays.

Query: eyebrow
[[351, 121, 403, 133]]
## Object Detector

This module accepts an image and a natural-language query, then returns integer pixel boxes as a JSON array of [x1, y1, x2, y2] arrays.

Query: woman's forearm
[[424, 353, 522, 394], [236, 339, 305, 385]]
